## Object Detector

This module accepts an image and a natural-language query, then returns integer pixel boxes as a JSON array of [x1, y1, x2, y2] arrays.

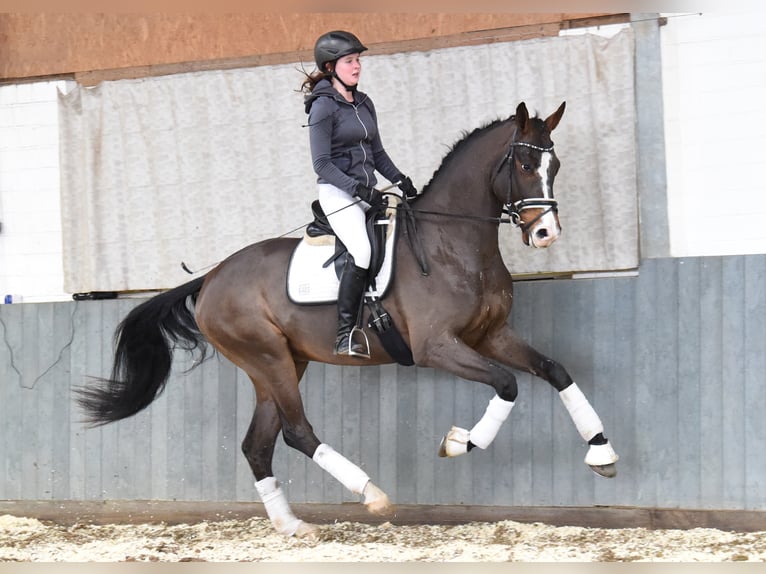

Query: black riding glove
[[355, 183, 384, 207], [397, 175, 418, 200]]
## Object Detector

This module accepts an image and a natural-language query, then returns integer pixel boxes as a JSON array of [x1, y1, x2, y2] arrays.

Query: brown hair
[[299, 59, 335, 94]]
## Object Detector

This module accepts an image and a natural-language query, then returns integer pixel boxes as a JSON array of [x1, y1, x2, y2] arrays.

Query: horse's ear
[[545, 101, 566, 132], [514, 101, 529, 132]]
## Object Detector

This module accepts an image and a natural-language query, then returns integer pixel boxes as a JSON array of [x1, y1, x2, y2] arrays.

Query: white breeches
[[318, 183, 371, 269]]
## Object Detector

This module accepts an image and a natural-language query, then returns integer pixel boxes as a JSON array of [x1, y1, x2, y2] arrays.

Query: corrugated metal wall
[[2, 255, 765, 511]]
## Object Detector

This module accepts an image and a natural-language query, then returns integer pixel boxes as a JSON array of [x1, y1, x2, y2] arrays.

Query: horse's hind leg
[[241, 355, 390, 537], [243, 371, 318, 538], [477, 327, 619, 477]]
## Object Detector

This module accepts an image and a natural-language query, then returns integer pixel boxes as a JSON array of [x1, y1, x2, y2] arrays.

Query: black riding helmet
[[314, 30, 368, 72]]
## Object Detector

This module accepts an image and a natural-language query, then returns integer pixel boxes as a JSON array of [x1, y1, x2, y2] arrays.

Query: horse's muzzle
[[520, 209, 561, 248]]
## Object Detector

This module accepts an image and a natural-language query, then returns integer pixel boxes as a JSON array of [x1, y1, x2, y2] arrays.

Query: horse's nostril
[[536, 228, 549, 239]]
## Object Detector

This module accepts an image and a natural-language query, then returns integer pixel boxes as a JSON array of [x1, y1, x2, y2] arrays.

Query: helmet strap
[[331, 69, 358, 93]]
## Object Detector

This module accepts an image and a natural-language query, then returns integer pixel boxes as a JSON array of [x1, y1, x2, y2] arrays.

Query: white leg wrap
[[312, 443, 370, 495], [469, 394, 515, 449], [254, 477, 303, 536], [559, 383, 604, 442]]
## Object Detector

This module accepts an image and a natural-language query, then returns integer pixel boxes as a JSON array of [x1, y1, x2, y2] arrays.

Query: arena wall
[[2, 255, 765, 517]]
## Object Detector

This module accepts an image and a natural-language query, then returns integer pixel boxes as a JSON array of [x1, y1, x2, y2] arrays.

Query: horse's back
[[195, 237, 300, 332]]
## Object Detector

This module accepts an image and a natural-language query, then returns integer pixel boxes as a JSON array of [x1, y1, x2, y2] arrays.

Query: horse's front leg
[[475, 325, 619, 477], [414, 332, 520, 457]]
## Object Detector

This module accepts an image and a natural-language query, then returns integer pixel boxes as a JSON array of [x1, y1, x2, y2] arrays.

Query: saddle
[[305, 199, 389, 285], [287, 196, 414, 366]]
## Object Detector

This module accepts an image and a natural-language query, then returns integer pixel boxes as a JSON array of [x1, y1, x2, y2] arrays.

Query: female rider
[[302, 30, 417, 357]]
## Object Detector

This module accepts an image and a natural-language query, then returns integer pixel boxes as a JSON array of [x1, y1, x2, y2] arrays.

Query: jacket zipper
[[352, 104, 371, 188]]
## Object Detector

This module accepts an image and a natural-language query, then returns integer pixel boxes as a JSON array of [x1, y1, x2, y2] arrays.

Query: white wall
[[661, 9, 766, 256], [2, 12, 764, 302], [0, 80, 73, 302]]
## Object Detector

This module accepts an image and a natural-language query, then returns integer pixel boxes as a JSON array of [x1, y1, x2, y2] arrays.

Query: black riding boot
[[334, 258, 369, 357]]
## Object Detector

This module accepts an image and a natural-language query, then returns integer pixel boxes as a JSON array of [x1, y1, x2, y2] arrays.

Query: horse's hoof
[[437, 436, 448, 458], [363, 482, 392, 516], [589, 463, 617, 478], [293, 521, 320, 539], [438, 426, 469, 457]]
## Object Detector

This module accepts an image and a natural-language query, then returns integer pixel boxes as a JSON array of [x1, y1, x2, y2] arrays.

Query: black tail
[[76, 276, 207, 426]]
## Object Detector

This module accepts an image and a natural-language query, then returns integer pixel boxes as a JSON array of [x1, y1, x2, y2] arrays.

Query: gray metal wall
[[2, 255, 765, 511]]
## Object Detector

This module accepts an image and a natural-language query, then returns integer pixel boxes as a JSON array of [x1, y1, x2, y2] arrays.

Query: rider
[[302, 30, 417, 357]]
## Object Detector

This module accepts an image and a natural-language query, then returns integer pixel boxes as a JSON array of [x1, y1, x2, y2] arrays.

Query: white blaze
[[537, 152, 553, 200], [530, 151, 559, 247]]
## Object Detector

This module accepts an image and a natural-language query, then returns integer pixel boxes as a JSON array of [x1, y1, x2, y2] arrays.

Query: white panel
[[662, 9, 766, 256], [0, 80, 73, 303], [58, 30, 638, 292]]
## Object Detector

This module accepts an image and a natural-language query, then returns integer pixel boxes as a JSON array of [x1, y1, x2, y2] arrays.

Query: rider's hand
[[397, 175, 418, 200], [355, 183, 384, 207]]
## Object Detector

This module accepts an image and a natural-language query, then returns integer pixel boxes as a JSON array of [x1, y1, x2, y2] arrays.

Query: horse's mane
[[419, 116, 509, 196]]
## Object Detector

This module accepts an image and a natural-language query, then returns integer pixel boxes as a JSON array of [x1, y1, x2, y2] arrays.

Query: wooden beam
[[65, 13, 629, 86]]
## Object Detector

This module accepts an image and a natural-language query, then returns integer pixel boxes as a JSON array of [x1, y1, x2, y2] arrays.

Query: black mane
[[419, 116, 507, 196]]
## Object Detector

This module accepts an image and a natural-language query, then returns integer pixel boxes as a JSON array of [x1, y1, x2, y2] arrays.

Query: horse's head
[[494, 101, 566, 248]]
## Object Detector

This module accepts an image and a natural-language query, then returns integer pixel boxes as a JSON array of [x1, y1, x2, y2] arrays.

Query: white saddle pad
[[287, 210, 397, 305]]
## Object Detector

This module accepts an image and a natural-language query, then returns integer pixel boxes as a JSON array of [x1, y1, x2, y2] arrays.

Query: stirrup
[[347, 326, 370, 358], [334, 327, 371, 358]]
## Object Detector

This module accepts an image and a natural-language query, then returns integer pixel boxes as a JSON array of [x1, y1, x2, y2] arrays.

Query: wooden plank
[[527, 280, 556, 505], [97, 301, 121, 499], [632, 258, 661, 507], [215, 358, 240, 501], [608, 273, 637, 506], [432, 374, 457, 506], [234, 367, 257, 501], [744, 256, 766, 507], [0, 305, 24, 499], [341, 365, 363, 504], [507, 282, 535, 507], [721, 257, 747, 507], [0, 13, 622, 84], [414, 367, 437, 505], [652, 258, 681, 507], [377, 364, 399, 503], [698, 257, 724, 505], [395, 364, 418, 504], [675, 258, 703, 508], [591, 277, 619, 505], [359, 361, 382, 498], [321, 363, 344, 503], [302, 361, 326, 503]]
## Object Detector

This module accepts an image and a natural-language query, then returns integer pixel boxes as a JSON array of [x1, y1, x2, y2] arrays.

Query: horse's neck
[[418, 128, 509, 222]]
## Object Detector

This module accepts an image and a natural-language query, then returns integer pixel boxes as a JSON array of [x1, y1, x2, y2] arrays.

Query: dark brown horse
[[77, 101, 618, 538]]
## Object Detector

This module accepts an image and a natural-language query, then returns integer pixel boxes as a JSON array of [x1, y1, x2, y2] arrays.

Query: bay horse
[[77, 101, 618, 538]]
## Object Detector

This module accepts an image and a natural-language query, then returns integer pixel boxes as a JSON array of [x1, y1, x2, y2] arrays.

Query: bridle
[[495, 136, 559, 233]]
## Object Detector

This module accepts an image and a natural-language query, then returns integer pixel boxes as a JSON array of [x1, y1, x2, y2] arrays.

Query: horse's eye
[[521, 163, 532, 172]]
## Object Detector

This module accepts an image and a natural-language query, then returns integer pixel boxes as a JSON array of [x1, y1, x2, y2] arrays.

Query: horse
[[76, 101, 619, 538]]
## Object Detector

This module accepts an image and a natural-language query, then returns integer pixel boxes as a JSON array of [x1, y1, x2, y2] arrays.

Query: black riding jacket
[[305, 78, 403, 195]]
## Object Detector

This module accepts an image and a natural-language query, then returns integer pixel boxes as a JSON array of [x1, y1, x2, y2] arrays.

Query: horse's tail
[[76, 275, 207, 426]]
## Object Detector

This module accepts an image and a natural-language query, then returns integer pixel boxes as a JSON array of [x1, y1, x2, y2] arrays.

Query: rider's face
[[333, 53, 361, 87]]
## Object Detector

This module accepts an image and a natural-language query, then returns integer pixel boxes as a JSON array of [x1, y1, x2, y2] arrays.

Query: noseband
[[496, 139, 558, 232]]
